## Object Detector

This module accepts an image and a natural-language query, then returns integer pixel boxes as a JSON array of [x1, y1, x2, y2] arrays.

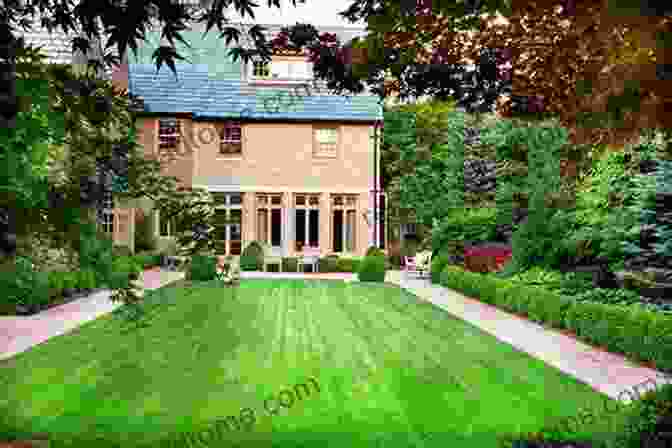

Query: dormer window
[[249, 57, 313, 82], [253, 61, 270, 78]]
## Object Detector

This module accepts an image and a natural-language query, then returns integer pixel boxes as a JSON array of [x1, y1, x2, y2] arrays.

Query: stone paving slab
[[240, 271, 357, 281], [0, 269, 184, 362], [385, 270, 670, 402]]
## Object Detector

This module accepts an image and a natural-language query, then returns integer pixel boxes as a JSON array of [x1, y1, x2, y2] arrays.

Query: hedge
[[440, 265, 672, 373], [282, 257, 299, 272], [357, 255, 386, 282], [318, 256, 339, 273], [189, 255, 217, 281]]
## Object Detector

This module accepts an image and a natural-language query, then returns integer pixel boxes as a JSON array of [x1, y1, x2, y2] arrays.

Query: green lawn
[[0, 279, 614, 447]]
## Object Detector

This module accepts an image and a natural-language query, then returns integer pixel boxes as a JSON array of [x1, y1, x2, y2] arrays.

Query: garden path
[[0, 268, 184, 362], [385, 270, 669, 403]]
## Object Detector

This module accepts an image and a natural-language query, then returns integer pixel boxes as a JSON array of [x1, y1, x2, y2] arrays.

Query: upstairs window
[[313, 127, 338, 157], [251, 58, 313, 81], [158, 118, 180, 150], [253, 61, 271, 78], [217, 121, 242, 156]]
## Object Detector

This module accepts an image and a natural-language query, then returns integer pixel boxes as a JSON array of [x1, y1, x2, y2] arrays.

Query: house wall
[[133, 117, 377, 257]]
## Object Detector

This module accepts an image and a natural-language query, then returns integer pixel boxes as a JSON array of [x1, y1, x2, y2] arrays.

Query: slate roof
[[128, 23, 381, 122], [129, 63, 382, 122]]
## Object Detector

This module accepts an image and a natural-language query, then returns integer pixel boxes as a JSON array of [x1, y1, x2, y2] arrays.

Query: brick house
[[111, 23, 385, 258]]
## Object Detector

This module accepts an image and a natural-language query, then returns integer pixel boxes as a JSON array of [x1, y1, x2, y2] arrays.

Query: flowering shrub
[[464, 246, 512, 273]]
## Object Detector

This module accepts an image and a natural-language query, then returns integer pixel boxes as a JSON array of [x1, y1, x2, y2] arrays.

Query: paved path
[[385, 270, 670, 402], [0, 268, 184, 362], [240, 271, 357, 281]]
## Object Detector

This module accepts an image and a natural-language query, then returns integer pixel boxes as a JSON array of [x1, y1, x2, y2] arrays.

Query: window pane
[[271, 61, 289, 78], [295, 209, 306, 247], [213, 193, 228, 205], [309, 210, 319, 247], [229, 193, 242, 205], [332, 210, 343, 252], [295, 195, 305, 206], [308, 195, 319, 207], [271, 195, 282, 205], [346, 210, 356, 251], [257, 209, 268, 243], [271, 209, 282, 246]]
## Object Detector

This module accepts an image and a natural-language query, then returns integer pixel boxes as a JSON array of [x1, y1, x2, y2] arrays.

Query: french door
[[256, 194, 283, 249], [213, 193, 243, 255]]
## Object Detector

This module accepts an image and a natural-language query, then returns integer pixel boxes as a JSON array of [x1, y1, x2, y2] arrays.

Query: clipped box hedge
[[335, 257, 361, 273], [439, 265, 672, 373]]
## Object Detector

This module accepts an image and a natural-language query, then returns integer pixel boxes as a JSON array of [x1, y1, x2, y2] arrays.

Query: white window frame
[[252, 61, 271, 79], [256, 193, 283, 248], [294, 194, 320, 251], [313, 126, 338, 158], [217, 121, 242, 156], [249, 57, 313, 83], [214, 193, 243, 255], [331, 194, 357, 253], [157, 118, 181, 153]]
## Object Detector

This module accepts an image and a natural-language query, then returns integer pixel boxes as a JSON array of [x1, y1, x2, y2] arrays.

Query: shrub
[[282, 257, 299, 272], [62, 271, 78, 293], [571, 288, 643, 306], [318, 256, 339, 273], [439, 265, 672, 371], [617, 383, 672, 448], [240, 241, 264, 271], [22, 271, 51, 311], [78, 270, 98, 291], [357, 255, 386, 282], [133, 252, 161, 270], [336, 257, 361, 273], [430, 252, 451, 284], [48, 271, 66, 299], [112, 245, 133, 257], [463, 245, 512, 273], [78, 222, 115, 285], [365, 246, 384, 257], [431, 207, 498, 254], [189, 255, 217, 281]]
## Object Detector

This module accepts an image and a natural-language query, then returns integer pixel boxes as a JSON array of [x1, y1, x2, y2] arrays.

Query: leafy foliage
[[240, 241, 264, 271], [396, 109, 466, 228], [430, 207, 498, 253], [189, 255, 217, 282], [357, 254, 386, 282]]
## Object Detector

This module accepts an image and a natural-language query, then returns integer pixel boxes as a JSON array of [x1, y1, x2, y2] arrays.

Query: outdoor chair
[[404, 252, 431, 279], [262, 243, 283, 272], [297, 246, 320, 273]]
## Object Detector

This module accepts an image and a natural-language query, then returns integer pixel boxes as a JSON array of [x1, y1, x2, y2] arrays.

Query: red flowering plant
[[464, 245, 513, 273]]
